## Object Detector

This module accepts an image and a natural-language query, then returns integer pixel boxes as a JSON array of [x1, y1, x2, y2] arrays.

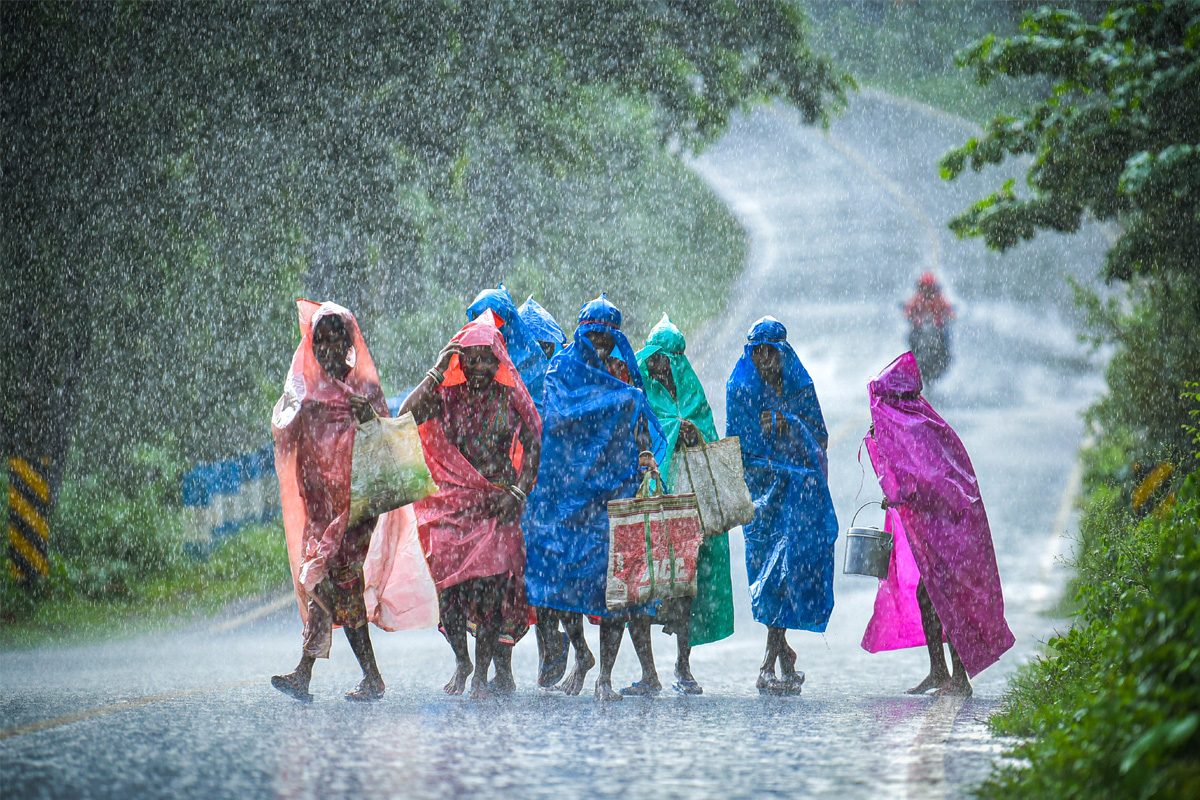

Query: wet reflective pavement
[[1, 93, 1108, 799]]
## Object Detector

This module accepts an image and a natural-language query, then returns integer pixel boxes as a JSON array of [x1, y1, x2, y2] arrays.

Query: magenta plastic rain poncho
[[862, 352, 1014, 677]]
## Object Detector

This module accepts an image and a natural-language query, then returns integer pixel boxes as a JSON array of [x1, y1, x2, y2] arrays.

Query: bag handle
[[637, 469, 665, 498]]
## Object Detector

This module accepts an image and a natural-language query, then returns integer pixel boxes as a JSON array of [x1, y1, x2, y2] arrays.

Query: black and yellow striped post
[[7, 455, 51, 585]]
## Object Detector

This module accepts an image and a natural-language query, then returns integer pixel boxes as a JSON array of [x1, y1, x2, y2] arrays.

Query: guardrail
[[180, 395, 408, 556]]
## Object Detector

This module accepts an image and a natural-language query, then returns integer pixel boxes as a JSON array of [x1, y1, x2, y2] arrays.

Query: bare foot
[[782, 670, 805, 689], [271, 671, 313, 703], [489, 667, 517, 694], [756, 669, 777, 693], [468, 678, 493, 700], [594, 677, 624, 701], [556, 648, 596, 696], [934, 676, 973, 697], [444, 660, 473, 695], [905, 670, 951, 695]]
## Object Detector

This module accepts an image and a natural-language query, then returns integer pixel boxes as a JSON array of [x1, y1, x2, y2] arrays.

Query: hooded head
[[572, 294, 644, 389], [869, 351, 924, 401], [273, 299, 387, 431], [442, 309, 520, 390], [519, 295, 565, 358]]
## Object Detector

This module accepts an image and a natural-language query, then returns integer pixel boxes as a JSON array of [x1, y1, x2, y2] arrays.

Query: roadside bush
[[978, 467, 1200, 799], [49, 444, 191, 600]]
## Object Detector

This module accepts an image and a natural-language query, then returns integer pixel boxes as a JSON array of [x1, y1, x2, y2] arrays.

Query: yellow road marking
[[9, 457, 50, 504], [0, 680, 259, 742]]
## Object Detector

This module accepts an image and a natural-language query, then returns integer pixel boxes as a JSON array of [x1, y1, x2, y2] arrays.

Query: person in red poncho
[[270, 301, 394, 703], [398, 311, 542, 700]]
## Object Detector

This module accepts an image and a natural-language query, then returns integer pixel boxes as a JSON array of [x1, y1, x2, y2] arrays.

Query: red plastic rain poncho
[[272, 300, 438, 632], [861, 352, 1014, 677], [412, 312, 541, 623]]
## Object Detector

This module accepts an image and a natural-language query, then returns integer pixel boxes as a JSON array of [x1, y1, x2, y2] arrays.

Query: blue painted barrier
[[181, 394, 410, 556]]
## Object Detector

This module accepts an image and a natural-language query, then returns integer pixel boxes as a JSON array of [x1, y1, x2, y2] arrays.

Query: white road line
[[208, 592, 294, 634], [906, 695, 967, 798]]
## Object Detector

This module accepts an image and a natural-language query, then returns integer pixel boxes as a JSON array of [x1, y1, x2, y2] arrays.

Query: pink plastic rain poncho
[[272, 300, 438, 633], [861, 352, 1014, 677], [412, 311, 542, 635]]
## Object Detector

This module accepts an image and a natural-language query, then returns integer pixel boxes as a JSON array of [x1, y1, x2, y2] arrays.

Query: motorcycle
[[908, 320, 951, 383]]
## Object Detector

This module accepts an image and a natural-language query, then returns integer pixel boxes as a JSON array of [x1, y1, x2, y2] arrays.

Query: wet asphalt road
[[1, 92, 1110, 799]]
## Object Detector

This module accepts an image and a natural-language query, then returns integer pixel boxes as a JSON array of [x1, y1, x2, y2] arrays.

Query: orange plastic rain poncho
[[272, 300, 438, 632]]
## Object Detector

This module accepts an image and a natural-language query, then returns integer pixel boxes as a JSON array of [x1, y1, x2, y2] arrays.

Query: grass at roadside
[[0, 522, 290, 650]]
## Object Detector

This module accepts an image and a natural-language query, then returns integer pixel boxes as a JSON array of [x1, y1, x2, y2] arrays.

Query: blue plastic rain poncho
[[467, 285, 549, 408], [726, 317, 838, 631], [636, 315, 735, 646], [518, 296, 566, 357], [524, 295, 666, 617]]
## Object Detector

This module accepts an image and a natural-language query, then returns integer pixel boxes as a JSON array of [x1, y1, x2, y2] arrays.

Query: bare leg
[[469, 614, 501, 700], [935, 641, 973, 697], [556, 612, 595, 696], [776, 629, 804, 692], [535, 609, 568, 687], [343, 625, 385, 700], [595, 620, 624, 701], [490, 644, 517, 693], [440, 592, 473, 695], [757, 627, 780, 691], [673, 598, 697, 685], [907, 580, 951, 694], [622, 615, 660, 693]]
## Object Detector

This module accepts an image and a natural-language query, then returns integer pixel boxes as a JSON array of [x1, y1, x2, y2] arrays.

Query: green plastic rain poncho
[[635, 315, 734, 646]]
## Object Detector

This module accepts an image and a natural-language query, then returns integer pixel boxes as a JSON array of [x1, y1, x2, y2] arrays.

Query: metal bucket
[[844, 526, 893, 580]]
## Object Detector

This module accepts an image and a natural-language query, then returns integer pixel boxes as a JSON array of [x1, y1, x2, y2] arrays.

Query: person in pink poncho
[[398, 311, 542, 700], [271, 300, 438, 703], [862, 352, 1014, 696]]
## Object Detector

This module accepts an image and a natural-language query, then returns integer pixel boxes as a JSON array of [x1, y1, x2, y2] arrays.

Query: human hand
[[491, 487, 523, 523], [679, 419, 702, 447], [434, 343, 463, 373], [349, 394, 376, 424], [638, 451, 658, 472]]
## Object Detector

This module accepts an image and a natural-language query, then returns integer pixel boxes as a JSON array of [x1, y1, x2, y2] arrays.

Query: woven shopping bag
[[668, 436, 755, 536], [606, 471, 704, 610], [348, 412, 438, 527]]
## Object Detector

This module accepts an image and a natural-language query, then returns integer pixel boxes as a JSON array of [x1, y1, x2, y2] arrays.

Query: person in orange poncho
[[398, 311, 542, 699], [271, 300, 438, 702]]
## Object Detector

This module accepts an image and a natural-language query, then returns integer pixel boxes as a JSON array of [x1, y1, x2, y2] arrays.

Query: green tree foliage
[[2, 0, 846, 473], [1, 1, 846, 600], [939, 0, 1200, 461]]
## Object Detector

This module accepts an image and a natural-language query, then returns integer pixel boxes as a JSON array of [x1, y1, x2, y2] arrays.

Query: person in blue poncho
[[525, 294, 668, 701], [727, 316, 838, 695], [518, 296, 566, 361]]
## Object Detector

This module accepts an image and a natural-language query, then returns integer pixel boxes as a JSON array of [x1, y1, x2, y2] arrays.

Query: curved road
[[0, 93, 1109, 799]]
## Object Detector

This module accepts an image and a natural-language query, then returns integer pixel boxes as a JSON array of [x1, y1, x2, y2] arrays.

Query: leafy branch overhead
[[939, 1, 1200, 283]]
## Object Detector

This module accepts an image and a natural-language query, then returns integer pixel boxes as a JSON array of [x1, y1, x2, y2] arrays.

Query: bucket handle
[[851, 500, 883, 528]]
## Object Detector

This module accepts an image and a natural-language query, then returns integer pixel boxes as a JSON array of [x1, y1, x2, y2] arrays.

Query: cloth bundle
[[606, 473, 704, 610], [348, 412, 438, 528], [667, 436, 755, 536]]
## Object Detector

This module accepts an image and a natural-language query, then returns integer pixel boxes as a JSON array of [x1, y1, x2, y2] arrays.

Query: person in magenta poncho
[[398, 311, 542, 699], [862, 352, 1014, 696], [271, 300, 438, 703]]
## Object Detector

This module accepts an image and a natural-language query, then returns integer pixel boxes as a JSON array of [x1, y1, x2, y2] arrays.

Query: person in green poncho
[[634, 315, 736, 694]]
